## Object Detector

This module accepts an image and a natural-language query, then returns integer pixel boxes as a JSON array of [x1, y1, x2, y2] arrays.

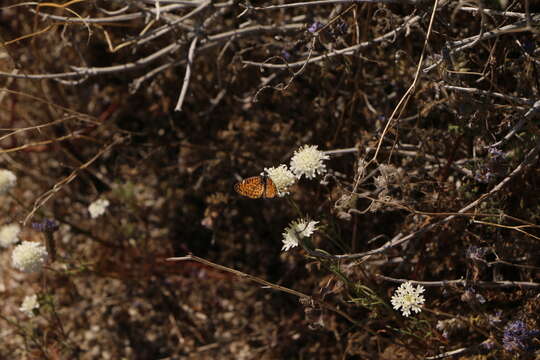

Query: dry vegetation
[[1, 0, 540, 359]]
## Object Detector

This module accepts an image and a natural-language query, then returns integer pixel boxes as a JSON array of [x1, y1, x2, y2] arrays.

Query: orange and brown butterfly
[[234, 175, 277, 199]]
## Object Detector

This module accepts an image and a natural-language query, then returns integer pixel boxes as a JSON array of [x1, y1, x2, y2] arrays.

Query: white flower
[[0, 223, 21, 248], [290, 145, 329, 179], [391, 282, 425, 317], [282, 219, 319, 251], [88, 198, 110, 218], [19, 294, 39, 317], [12, 241, 48, 273], [264, 165, 296, 196], [0, 169, 17, 194]]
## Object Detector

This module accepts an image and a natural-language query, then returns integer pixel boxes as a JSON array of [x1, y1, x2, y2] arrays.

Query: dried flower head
[[282, 219, 319, 251], [436, 318, 466, 339], [264, 165, 296, 197], [374, 164, 404, 189], [19, 294, 39, 317], [461, 287, 486, 304], [391, 282, 425, 317], [0, 169, 17, 195], [502, 320, 540, 353], [88, 198, 110, 219], [12, 241, 48, 273], [290, 145, 329, 179], [0, 223, 21, 248]]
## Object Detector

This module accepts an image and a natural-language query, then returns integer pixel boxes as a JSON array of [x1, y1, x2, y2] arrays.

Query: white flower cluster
[[290, 145, 329, 179], [88, 198, 110, 218], [0, 223, 21, 248], [264, 165, 296, 197], [0, 169, 17, 195], [12, 241, 48, 273], [281, 218, 319, 251], [391, 282, 425, 317], [263, 145, 329, 198], [19, 294, 40, 317]]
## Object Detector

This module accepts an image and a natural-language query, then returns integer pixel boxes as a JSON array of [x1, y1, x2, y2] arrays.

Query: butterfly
[[234, 175, 277, 199]]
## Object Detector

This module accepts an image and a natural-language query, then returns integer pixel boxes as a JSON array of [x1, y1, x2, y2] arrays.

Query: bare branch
[[243, 15, 420, 69], [332, 137, 540, 261], [376, 274, 540, 289], [175, 36, 198, 112]]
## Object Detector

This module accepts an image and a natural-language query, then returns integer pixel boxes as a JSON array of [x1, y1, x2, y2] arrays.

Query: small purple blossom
[[474, 171, 496, 184], [476, 147, 507, 184], [332, 21, 348, 37], [502, 320, 539, 353], [461, 287, 486, 304], [282, 50, 292, 61], [466, 245, 489, 261], [480, 339, 496, 351], [522, 40, 535, 55], [488, 147, 506, 160], [308, 21, 323, 33], [488, 311, 503, 326], [31, 219, 59, 233]]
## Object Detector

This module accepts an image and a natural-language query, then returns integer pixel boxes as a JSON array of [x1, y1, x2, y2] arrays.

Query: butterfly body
[[234, 176, 277, 199]]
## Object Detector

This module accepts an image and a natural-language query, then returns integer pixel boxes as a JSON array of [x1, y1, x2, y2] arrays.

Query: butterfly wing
[[234, 176, 265, 198], [263, 177, 277, 198]]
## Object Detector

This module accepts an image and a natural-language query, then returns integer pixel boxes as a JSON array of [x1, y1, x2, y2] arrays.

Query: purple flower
[[466, 245, 489, 261], [488, 147, 506, 160], [523, 40, 535, 55], [333, 21, 348, 36], [480, 339, 496, 350], [308, 21, 323, 33], [282, 50, 292, 61], [502, 320, 539, 352], [488, 311, 503, 326], [476, 147, 507, 184], [461, 287, 486, 304], [31, 219, 59, 233], [475, 170, 496, 184]]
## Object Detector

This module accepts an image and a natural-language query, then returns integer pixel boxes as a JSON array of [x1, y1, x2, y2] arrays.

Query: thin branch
[[376, 274, 540, 289], [167, 254, 359, 324], [0, 23, 303, 81], [252, 0, 417, 10], [371, 0, 439, 162], [458, 6, 534, 19], [31, 3, 203, 23], [23, 136, 125, 225], [330, 137, 540, 261], [424, 14, 540, 73], [448, 15, 540, 53], [175, 36, 198, 112], [130, 61, 182, 93], [442, 85, 535, 105], [243, 15, 420, 69], [490, 100, 540, 148], [425, 342, 491, 360], [0, 133, 82, 153], [133, 0, 210, 47]]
